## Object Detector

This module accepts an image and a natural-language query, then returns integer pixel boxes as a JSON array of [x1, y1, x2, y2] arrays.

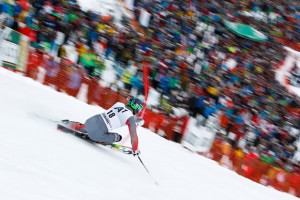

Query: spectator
[[43, 55, 60, 87], [131, 70, 144, 96], [66, 65, 84, 98], [79, 48, 98, 76], [56, 58, 71, 92], [11, 14, 19, 31]]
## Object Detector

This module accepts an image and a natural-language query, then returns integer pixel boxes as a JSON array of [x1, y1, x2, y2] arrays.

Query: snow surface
[[0, 69, 298, 200]]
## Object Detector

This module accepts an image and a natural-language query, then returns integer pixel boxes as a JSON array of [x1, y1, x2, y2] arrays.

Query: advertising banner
[[181, 118, 216, 153], [0, 26, 29, 71]]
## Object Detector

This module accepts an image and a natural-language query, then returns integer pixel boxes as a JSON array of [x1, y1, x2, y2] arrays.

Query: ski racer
[[66, 97, 144, 155]]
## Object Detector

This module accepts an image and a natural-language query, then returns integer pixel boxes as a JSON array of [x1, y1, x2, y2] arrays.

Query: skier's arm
[[126, 116, 139, 152]]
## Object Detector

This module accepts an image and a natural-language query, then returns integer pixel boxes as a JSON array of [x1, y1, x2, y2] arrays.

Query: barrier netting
[[201, 139, 300, 197]]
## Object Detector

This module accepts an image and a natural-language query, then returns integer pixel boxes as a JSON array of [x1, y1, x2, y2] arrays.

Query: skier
[[64, 97, 144, 155]]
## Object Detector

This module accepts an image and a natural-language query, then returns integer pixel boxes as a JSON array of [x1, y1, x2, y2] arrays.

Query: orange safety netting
[[206, 141, 300, 197]]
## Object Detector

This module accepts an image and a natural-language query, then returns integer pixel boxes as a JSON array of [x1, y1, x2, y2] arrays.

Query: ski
[[57, 122, 133, 155]]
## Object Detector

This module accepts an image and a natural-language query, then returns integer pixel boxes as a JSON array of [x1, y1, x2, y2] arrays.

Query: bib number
[[107, 107, 128, 119]]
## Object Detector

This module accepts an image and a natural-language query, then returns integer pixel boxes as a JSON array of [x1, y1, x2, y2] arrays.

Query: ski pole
[[136, 155, 159, 185]]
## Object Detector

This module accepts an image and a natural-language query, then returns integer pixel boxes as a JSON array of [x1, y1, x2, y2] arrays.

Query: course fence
[[202, 139, 300, 197]]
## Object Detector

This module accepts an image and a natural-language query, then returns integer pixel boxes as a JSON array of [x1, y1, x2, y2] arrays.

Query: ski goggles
[[129, 102, 143, 113]]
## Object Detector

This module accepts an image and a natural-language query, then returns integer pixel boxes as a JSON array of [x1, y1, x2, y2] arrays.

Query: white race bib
[[101, 102, 133, 131]]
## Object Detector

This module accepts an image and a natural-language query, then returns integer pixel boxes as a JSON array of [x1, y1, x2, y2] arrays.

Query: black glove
[[132, 150, 141, 156]]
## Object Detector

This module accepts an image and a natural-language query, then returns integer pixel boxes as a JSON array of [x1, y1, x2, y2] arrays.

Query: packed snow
[[0, 68, 298, 200]]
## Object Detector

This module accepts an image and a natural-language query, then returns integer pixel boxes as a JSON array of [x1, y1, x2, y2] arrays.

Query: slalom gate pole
[[120, 61, 150, 145], [137, 155, 159, 185], [139, 61, 150, 118]]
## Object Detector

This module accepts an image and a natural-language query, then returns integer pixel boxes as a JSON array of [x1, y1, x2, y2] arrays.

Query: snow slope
[[0, 69, 298, 200]]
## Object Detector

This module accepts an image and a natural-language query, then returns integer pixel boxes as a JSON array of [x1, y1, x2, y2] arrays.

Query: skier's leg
[[83, 132, 122, 144], [88, 130, 122, 144], [98, 132, 122, 144], [83, 114, 121, 143]]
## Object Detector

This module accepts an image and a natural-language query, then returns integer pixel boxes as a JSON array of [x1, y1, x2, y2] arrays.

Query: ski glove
[[133, 150, 141, 156], [135, 117, 145, 126]]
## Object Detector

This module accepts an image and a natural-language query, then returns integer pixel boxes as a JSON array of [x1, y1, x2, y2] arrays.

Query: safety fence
[[200, 140, 300, 197]]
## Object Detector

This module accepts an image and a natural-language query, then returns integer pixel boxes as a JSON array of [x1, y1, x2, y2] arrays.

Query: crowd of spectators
[[0, 0, 300, 173], [129, 0, 300, 173]]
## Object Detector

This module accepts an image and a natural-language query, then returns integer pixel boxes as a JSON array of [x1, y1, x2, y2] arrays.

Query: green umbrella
[[224, 20, 268, 42]]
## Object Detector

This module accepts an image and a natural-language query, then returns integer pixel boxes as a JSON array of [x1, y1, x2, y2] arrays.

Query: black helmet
[[127, 97, 143, 115]]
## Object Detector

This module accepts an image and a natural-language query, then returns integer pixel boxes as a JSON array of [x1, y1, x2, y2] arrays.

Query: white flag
[[139, 9, 151, 27]]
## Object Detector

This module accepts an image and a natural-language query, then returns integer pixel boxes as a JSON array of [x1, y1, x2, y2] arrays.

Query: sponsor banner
[[181, 118, 216, 153], [0, 27, 29, 71], [0, 41, 20, 64]]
